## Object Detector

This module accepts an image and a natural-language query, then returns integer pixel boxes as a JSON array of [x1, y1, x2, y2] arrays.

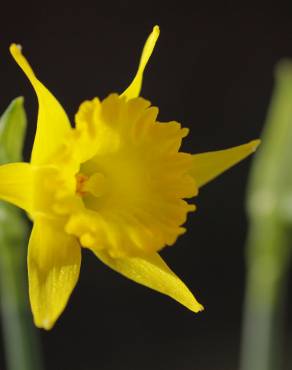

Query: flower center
[[76, 172, 107, 198], [78, 147, 150, 214]]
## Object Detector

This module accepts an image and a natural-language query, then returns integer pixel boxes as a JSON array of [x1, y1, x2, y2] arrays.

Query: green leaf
[[0, 97, 27, 164]]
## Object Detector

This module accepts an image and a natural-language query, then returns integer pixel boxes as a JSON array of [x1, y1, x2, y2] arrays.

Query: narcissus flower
[[1, 26, 259, 330]]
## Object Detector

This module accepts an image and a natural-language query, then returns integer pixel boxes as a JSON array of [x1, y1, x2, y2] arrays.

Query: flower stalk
[[0, 98, 43, 370], [240, 61, 292, 370]]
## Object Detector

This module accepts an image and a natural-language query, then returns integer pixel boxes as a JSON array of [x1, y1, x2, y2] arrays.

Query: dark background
[[0, 1, 292, 369]]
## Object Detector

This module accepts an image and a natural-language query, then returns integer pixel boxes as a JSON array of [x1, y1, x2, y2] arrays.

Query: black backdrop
[[1, 1, 292, 370]]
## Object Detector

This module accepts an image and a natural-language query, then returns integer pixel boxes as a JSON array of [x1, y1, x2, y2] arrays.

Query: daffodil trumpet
[[0, 26, 260, 329]]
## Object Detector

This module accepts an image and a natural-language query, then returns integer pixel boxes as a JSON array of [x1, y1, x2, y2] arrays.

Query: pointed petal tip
[[249, 139, 261, 152], [121, 25, 160, 100], [153, 25, 160, 36], [10, 41, 72, 165], [187, 296, 204, 313], [9, 43, 22, 56], [35, 317, 54, 331], [93, 249, 204, 315], [150, 26, 160, 46], [9, 42, 36, 80], [190, 138, 261, 188], [28, 220, 81, 331], [193, 302, 204, 313]]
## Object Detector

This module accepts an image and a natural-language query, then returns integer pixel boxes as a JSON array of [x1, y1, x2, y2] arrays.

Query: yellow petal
[[121, 26, 160, 100], [189, 140, 261, 188], [28, 218, 81, 329], [9, 44, 71, 165], [93, 249, 203, 313], [0, 162, 33, 212]]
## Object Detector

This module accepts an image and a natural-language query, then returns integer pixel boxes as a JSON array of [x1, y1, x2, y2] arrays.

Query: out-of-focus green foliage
[[248, 60, 292, 225], [0, 97, 27, 164], [0, 98, 42, 370], [241, 61, 292, 370], [0, 97, 28, 246]]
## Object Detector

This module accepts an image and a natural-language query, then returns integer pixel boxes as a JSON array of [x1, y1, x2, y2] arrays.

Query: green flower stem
[[240, 61, 292, 370], [0, 98, 43, 370], [0, 204, 43, 370], [240, 218, 290, 370]]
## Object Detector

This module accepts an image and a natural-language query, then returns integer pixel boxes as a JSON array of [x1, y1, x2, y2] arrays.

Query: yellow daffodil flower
[[0, 26, 259, 330]]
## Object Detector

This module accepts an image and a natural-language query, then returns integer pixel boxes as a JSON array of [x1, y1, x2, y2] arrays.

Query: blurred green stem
[[240, 218, 290, 370], [240, 61, 292, 370], [0, 205, 43, 370]]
